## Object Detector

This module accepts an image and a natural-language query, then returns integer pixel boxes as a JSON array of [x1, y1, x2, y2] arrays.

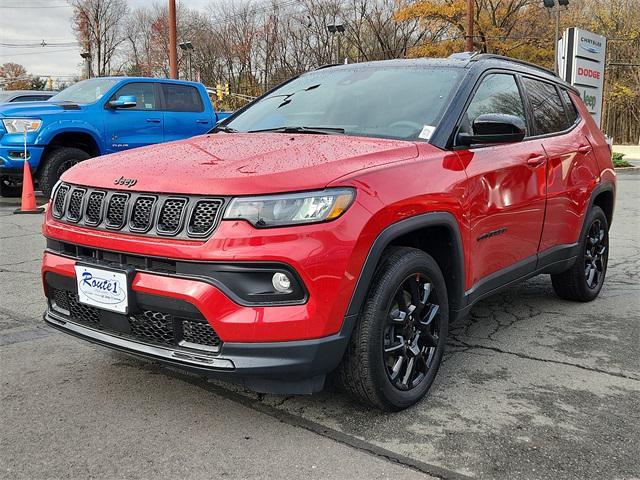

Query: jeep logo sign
[[561, 27, 607, 127], [114, 176, 138, 188]]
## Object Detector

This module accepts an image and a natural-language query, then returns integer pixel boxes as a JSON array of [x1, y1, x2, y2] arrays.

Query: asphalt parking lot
[[1, 170, 638, 480]]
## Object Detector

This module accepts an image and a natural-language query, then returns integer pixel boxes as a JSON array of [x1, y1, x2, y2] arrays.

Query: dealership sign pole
[[561, 27, 607, 127]]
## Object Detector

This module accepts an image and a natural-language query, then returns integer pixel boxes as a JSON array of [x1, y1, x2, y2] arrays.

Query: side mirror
[[108, 95, 137, 109], [457, 114, 526, 146]]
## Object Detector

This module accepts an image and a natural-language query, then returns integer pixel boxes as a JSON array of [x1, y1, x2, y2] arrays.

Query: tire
[[0, 177, 22, 197], [38, 147, 90, 198], [551, 206, 609, 302], [337, 247, 449, 411]]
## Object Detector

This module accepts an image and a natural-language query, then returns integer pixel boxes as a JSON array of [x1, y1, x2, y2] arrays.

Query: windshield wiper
[[248, 126, 345, 135], [209, 125, 238, 134]]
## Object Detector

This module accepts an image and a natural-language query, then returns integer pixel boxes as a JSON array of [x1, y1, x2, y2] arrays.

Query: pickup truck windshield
[[48, 78, 119, 104], [225, 66, 463, 141]]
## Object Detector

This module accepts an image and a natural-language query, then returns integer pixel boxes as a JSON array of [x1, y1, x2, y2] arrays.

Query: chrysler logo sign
[[579, 36, 602, 54]]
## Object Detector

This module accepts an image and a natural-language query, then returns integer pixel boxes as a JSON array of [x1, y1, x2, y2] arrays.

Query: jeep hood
[[63, 133, 420, 195], [0, 101, 83, 118]]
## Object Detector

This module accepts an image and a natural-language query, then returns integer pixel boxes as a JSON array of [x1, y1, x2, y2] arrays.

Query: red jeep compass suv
[[42, 54, 615, 410]]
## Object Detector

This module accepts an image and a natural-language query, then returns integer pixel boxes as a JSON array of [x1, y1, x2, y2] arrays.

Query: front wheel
[[38, 147, 90, 198], [337, 247, 449, 411], [551, 206, 609, 302]]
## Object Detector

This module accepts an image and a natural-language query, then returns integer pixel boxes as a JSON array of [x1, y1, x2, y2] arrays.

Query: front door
[[455, 73, 547, 293], [103, 82, 163, 153]]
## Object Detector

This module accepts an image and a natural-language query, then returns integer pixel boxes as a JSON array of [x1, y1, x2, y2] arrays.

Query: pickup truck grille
[[51, 182, 225, 240]]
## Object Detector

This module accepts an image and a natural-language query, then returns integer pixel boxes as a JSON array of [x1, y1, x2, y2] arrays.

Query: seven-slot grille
[[66, 188, 86, 222], [157, 198, 187, 234], [51, 183, 225, 239], [106, 193, 129, 229], [130, 196, 156, 232]]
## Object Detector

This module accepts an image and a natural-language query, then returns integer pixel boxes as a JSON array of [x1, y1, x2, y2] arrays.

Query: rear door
[[103, 82, 163, 153], [455, 72, 547, 291], [160, 83, 213, 142], [522, 79, 602, 252]]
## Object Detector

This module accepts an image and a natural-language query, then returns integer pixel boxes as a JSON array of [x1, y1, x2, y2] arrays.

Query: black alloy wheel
[[384, 274, 441, 391], [584, 218, 607, 289], [551, 205, 609, 302], [337, 247, 449, 411]]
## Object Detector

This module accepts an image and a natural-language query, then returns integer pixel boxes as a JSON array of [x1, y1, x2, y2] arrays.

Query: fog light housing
[[272, 272, 292, 293]]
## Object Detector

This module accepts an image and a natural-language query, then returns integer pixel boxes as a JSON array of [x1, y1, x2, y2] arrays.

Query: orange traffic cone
[[13, 159, 44, 215]]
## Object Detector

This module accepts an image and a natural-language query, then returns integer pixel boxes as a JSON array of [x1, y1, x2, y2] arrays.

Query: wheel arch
[[591, 185, 615, 229], [42, 131, 100, 160], [346, 212, 466, 319]]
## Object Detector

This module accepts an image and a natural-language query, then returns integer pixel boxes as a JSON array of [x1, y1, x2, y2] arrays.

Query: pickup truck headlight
[[224, 188, 355, 227], [2, 118, 42, 134]]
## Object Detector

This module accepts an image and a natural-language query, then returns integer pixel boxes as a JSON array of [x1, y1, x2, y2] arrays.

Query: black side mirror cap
[[457, 113, 526, 146]]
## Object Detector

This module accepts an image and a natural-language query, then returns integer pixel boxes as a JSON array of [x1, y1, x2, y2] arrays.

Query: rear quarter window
[[559, 88, 579, 125], [522, 77, 571, 135]]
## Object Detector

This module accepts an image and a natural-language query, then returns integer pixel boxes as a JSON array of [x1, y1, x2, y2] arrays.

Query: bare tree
[[72, 0, 128, 76]]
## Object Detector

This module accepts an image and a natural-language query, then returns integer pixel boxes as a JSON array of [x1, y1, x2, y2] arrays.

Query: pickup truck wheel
[[0, 177, 22, 197], [551, 206, 609, 302], [337, 247, 449, 411], [38, 147, 90, 198]]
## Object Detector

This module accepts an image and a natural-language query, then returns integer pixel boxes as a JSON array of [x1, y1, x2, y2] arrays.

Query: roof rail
[[469, 53, 557, 77], [447, 52, 482, 61], [315, 64, 339, 70]]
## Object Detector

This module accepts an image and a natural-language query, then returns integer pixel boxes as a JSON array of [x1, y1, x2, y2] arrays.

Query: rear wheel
[[551, 206, 609, 302], [337, 247, 448, 411], [38, 147, 90, 198]]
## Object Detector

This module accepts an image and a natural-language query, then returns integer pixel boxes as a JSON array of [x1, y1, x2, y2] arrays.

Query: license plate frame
[[74, 262, 132, 315]]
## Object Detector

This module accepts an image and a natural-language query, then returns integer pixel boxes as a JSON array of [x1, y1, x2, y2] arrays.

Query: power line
[[0, 4, 71, 8], [0, 48, 78, 57]]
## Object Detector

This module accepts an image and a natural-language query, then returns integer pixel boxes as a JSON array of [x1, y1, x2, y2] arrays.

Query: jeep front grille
[[66, 188, 86, 222], [105, 193, 129, 229], [157, 198, 187, 235], [52, 184, 69, 218], [85, 191, 105, 225], [130, 196, 156, 232], [51, 183, 225, 240]]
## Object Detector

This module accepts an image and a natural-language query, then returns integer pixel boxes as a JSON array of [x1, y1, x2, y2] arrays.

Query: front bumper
[[44, 309, 355, 394], [42, 249, 356, 394], [0, 144, 44, 175]]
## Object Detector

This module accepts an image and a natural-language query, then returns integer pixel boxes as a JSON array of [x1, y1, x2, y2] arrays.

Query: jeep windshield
[[48, 78, 119, 104], [223, 65, 463, 141]]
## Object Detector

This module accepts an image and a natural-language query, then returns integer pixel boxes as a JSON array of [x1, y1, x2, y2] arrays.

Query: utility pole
[[465, 0, 474, 52], [543, 0, 570, 76], [554, 7, 560, 75], [168, 0, 178, 79]]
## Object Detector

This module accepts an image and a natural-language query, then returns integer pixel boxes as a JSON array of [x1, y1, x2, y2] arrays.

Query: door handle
[[577, 145, 591, 154], [146, 118, 161, 123], [196, 119, 210, 124], [527, 155, 546, 167]]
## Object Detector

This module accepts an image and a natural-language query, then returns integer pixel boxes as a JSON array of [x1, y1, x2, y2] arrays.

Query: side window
[[162, 84, 204, 112], [462, 73, 527, 135], [109, 82, 156, 110], [559, 88, 579, 125], [522, 78, 570, 134]]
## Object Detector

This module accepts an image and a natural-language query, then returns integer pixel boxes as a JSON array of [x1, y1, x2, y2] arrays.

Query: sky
[[0, 0, 213, 83]]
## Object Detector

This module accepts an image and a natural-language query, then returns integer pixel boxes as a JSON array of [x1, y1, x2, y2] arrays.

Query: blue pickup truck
[[0, 77, 229, 197]]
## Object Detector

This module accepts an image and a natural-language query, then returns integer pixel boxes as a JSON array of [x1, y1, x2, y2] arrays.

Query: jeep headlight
[[2, 118, 42, 134], [224, 188, 355, 227]]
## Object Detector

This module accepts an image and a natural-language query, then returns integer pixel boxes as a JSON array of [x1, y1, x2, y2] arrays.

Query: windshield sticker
[[419, 125, 435, 140]]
